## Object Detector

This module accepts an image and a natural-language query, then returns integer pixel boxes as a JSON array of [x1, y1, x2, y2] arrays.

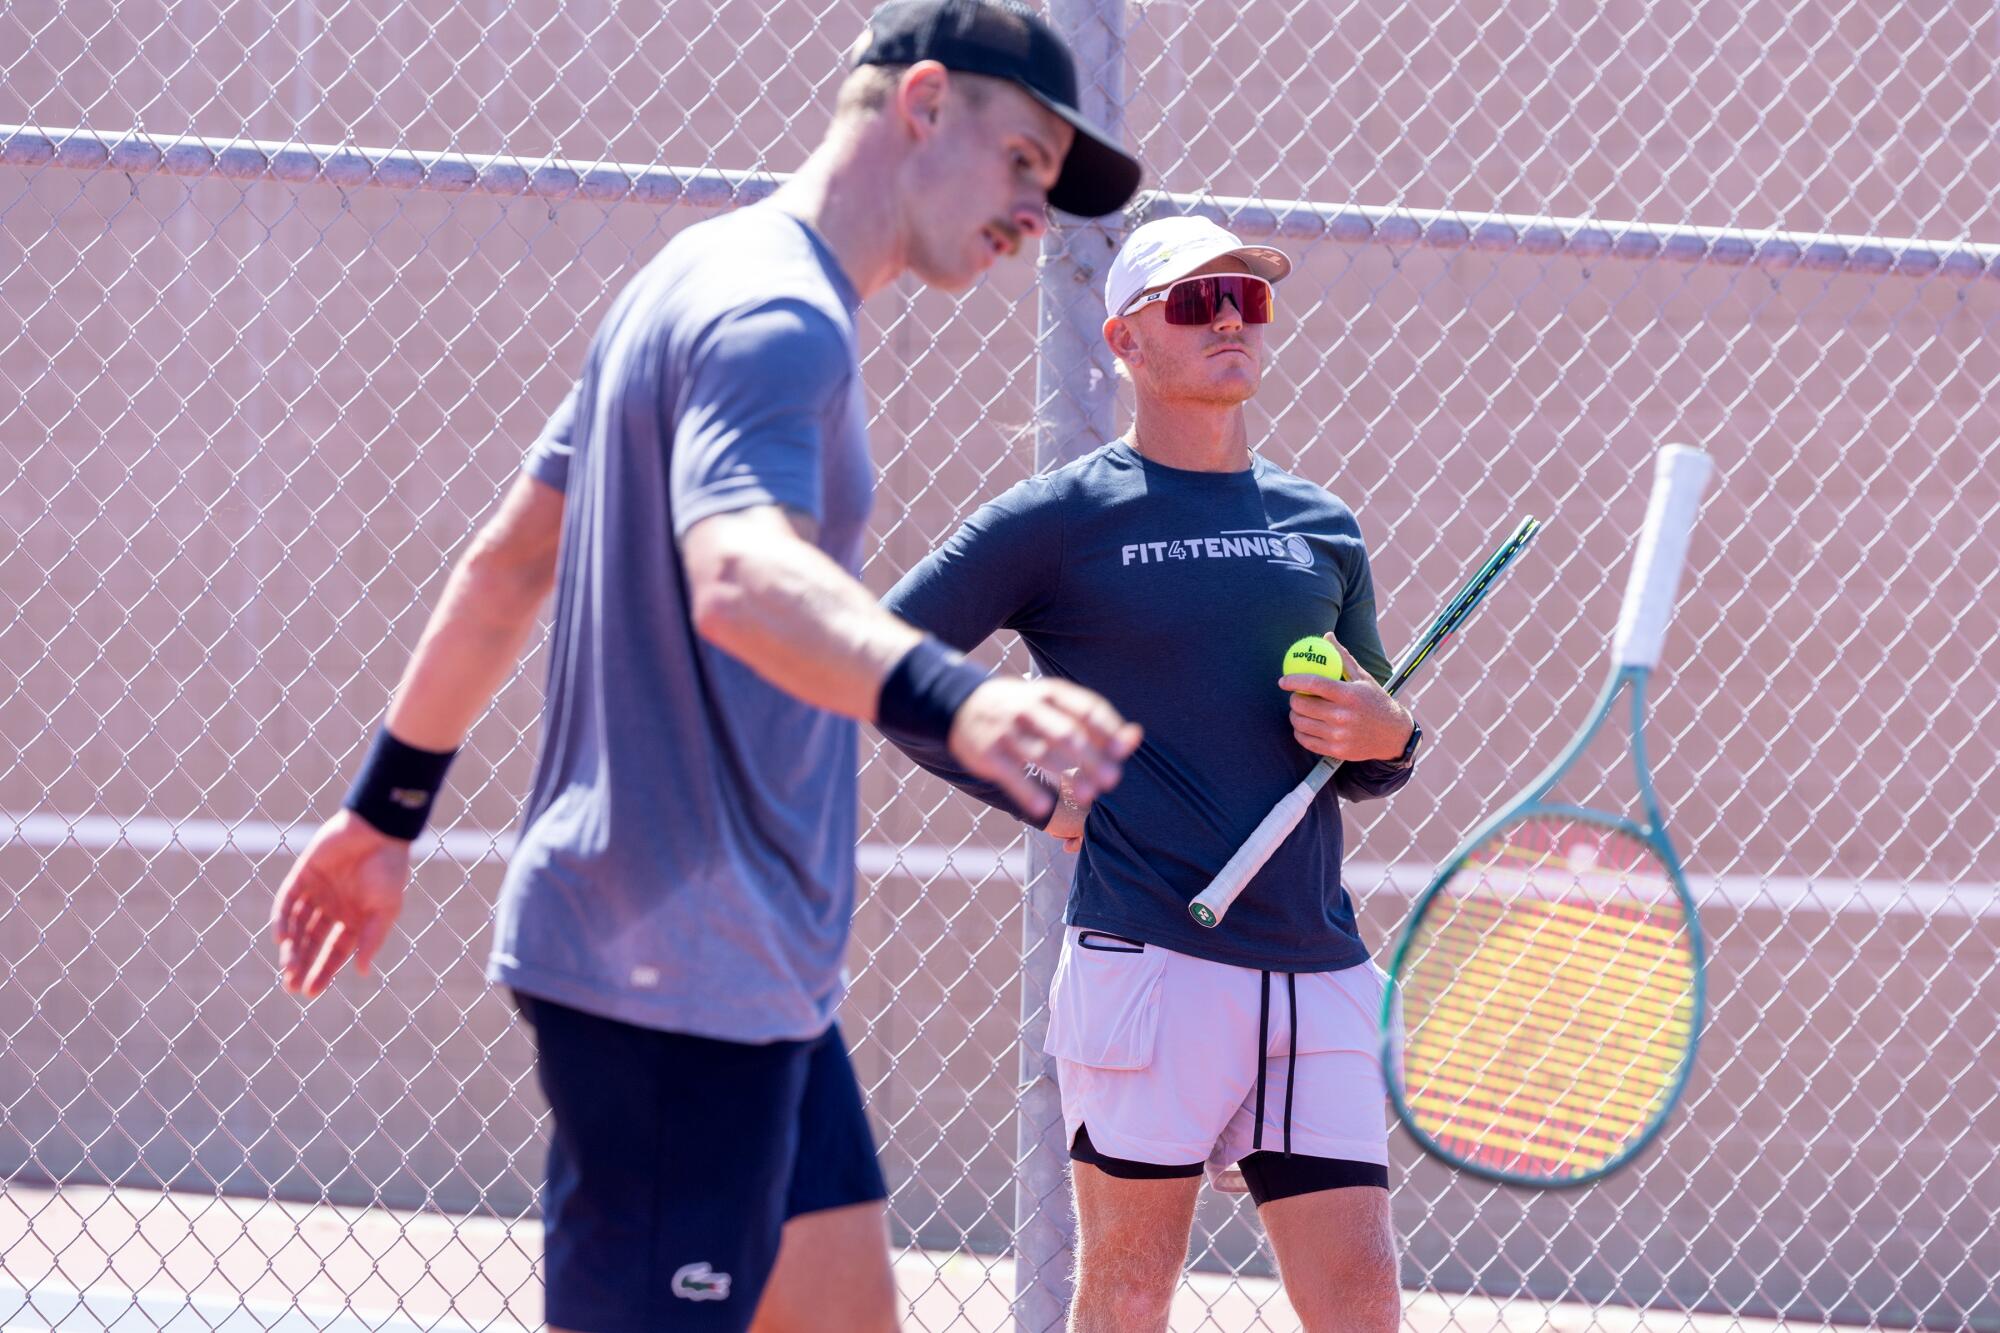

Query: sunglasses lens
[[1233, 276, 1273, 323], [1163, 279, 1217, 325], [1161, 276, 1273, 325]]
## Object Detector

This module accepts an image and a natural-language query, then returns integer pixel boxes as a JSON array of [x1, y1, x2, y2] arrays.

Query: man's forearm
[[1333, 753, 1417, 803], [685, 506, 1136, 821], [684, 507, 922, 721], [383, 475, 564, 750]]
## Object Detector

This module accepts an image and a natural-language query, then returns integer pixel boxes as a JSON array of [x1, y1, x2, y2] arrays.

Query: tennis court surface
[[0, 1183, 1875, 1333]]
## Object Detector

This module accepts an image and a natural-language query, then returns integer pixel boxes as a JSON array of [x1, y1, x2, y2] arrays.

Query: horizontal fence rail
[[10, 123, 1999, 280]]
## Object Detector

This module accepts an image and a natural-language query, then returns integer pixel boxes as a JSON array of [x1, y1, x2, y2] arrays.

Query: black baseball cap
[[851, 0, 1144, 218]]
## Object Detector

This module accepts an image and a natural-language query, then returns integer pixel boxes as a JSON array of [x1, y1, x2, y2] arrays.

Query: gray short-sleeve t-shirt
[[490, 205, 874, 1043]]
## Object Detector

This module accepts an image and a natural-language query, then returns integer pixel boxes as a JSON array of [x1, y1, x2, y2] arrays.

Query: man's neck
[[1128, 393, 1252, 473], [768, 131, 907, 303]]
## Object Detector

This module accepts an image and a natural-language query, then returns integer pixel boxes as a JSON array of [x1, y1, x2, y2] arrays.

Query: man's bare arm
[[273, 472, 565, 999], [683, 505, 1139, 816], [682, 504, 923, 719], [385, 473, 566, 749]]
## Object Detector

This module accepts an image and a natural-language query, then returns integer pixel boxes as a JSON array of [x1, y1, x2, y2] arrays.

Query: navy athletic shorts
[[515, 993, 888, 1332]]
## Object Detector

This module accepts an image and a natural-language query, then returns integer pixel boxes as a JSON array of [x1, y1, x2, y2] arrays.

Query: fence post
[[1013, 1, 1127, 1328]]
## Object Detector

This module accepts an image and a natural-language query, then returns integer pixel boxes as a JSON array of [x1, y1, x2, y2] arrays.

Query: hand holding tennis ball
[[1282, 635, 1346, 682], [1281, 634, 1414, 762]]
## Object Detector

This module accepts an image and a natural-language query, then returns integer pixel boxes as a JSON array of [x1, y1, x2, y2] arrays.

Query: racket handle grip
[[1188, 761, 1338, 928], [1613, 445, 1714, 669]]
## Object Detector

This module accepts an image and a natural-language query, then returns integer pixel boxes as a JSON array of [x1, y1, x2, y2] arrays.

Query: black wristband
[[877, 637, 989, 744], [343, 726, 459, 841]]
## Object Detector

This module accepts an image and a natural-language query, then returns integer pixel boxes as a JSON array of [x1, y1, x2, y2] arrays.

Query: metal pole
[[1014, 1, 1127, 1329]]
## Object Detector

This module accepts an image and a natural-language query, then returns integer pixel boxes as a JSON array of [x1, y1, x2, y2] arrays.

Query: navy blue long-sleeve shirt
[[879, 440, 1415, 972]]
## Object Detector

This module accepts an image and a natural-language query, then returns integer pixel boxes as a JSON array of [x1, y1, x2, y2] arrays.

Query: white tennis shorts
[[1044, 926, 1393, 1172]]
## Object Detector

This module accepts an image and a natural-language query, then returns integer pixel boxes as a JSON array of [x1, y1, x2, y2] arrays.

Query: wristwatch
[[1386, 719, 1423, 770]]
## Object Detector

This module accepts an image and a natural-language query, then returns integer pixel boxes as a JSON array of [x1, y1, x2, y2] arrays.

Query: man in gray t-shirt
[[270, 4, 1144, 1329], [494, 207, 881, 1044]]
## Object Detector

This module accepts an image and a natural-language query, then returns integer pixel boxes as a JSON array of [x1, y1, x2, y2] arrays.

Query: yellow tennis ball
[[1283, 635, 1345, 681]]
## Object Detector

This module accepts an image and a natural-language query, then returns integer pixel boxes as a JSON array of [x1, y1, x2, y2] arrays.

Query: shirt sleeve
[[670, 299, 853, 540], [1331, 528, 1418, 803], [877, 476, 1066, 824], [522, 383, 580, 492]]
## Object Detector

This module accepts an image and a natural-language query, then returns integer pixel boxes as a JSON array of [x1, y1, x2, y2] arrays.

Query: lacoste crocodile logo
[[672, 1262, 732, 1301]]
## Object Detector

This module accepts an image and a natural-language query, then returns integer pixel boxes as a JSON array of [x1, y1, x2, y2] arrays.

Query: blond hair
[[835, 63, 906, 118]]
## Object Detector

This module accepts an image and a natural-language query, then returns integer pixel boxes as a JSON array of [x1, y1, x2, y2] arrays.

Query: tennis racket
[[1383, 444, 1713, 1188], [1188, 515, 1542, 930]]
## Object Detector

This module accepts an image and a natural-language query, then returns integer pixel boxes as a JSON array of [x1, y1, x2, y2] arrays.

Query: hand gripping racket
[[1383, 445, 1714, 1188], [1188, 516, 1542, 929]]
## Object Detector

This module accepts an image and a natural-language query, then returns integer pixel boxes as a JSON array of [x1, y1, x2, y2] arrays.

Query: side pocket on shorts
[[1293, 957, 1394, 1054], [1043, 927, 1169, 1071]]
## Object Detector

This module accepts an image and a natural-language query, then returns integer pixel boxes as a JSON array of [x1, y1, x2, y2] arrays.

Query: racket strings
[[1410, 925, 1692, 1092], [1398, 818, 1696, 1180]]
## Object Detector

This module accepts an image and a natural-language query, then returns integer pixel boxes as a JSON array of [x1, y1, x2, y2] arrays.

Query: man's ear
[[1103, 315, 1141, 371], [894, 61, 951, 139]]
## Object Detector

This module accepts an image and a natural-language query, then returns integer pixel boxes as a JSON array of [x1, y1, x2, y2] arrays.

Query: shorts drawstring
[[1253, 970, 1270, 1152], [1283, 971, 1298, 1157], [1253, 970, 1300, 1158]]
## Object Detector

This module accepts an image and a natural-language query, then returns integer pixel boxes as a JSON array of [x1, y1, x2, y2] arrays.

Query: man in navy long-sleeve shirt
[[880, 217, 1418, 1333]]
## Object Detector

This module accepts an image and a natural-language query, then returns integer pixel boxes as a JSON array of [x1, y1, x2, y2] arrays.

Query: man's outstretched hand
[[271, 810, 412, 999]]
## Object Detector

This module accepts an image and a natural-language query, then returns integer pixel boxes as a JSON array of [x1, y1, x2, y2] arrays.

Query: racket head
[[1383, 801, 1705, 1188]]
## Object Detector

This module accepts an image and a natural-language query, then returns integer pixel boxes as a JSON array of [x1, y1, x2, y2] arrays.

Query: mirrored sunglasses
[[1121, 273, 1275, 325]]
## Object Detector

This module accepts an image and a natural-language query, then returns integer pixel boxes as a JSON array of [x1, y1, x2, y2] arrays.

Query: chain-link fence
[[4, 0, 1998, 1328]]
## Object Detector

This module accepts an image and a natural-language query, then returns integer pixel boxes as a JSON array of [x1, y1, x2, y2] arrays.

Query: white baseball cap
[[1104, 216, 1292, 319]]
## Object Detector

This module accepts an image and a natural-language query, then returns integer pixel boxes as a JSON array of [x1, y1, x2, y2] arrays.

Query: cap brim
[[1028, 93, 1143, 218], [1144, 238, 1294, 291]]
